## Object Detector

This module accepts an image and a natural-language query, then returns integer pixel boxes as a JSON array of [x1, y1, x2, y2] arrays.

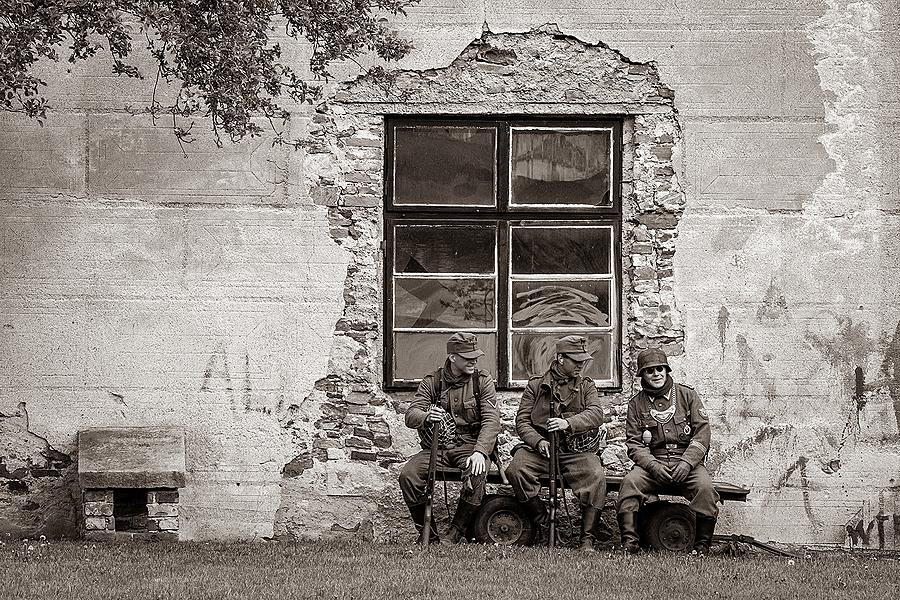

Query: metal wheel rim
[[486, 509, 526, 545], [657, 514, 694, 552]]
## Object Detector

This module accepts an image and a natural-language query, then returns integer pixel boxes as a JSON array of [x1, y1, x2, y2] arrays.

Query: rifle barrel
[[548, 430, 559, 549], [422, 413, 441, 547]]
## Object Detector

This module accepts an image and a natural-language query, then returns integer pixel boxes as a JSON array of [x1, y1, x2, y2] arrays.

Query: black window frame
[[383, 115, 623, 391]]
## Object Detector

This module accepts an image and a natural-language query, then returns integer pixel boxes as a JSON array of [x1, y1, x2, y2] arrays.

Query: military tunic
[[617, 381, 719, 517], [399, 369, 500, 506], [505, 370, 607, 509]]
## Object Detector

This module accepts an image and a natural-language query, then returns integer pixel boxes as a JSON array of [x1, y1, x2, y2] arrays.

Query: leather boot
[[441, 500, 479, 545], [521, 496, 548, 525], [577, 507, 601, 552], [407, 503, 439, 545], [693, 514, 717, 555], [617, 511, 641, 554]]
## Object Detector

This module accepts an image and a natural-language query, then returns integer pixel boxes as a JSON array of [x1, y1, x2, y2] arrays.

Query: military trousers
[[617, 459, 720, 518], [506, 447, 607, 509], [398, 443, 489, 507]]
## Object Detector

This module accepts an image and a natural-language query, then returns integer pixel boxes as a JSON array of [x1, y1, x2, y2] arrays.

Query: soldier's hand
[[670, 460, 692, 483], [465, 452, 487, 476], [426, 406, 445, 423], [648, 461, 673, 483], [537, 440, 551, 458], [546, 417, 570, 432]]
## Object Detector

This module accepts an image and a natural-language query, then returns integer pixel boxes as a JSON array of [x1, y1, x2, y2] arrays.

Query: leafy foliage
[[0, 1, 417, 145]]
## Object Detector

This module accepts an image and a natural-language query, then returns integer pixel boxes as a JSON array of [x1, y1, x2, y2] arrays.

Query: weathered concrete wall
[[0, 117, 348, 538], [2, 1, 898, 547]]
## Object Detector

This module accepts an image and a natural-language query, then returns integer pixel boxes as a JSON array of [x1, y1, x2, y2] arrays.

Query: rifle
[[548, 429, 559, 548], [421, 402, 441, 546]]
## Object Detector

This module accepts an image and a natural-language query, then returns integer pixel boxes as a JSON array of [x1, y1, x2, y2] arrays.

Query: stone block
[[373, 435, 393, 449], [84, 516, 113, 531], [84, 501, 114, 517], [148, 504, 179, 518], [78, 427, 186, 489], [83, 489, 113, 502], [147, 490, 179, 504], [350, 451, 378, 461], [342, 195, 380, 208], [352, 427, 374, 440], [154, 518, 179, 531], [345, 436, 373, 449]]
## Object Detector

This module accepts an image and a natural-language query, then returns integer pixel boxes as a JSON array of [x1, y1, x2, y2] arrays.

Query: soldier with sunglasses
[[617, 348, 719, 554]]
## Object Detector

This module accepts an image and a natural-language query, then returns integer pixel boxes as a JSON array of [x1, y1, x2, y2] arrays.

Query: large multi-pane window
[[384, 117, 622, 389]]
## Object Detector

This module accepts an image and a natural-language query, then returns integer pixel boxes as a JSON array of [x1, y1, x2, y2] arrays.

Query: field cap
[[556, 335, 593, 361], [447, 332, 484, 359], [637, 348, 671, 374]]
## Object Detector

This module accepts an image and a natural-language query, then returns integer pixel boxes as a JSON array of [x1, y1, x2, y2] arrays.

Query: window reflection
[[512, 333, 611, 381], [394, 127, 496, 206], [395, 225, 495, 274], [510, 129, 612, 207], [512, 281, 611, 328], [512, 226, 612, 275], [395, 278, 495, 328], [394, 332, 498, 381]]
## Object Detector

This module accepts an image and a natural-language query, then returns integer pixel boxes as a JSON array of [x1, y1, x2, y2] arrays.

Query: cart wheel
[[639, 501, 695, 552], [471, 495, 536, 546]]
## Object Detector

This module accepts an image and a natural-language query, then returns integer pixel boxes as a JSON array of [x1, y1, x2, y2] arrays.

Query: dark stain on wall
[[717, 306, 730, 360], [756, 280, 789, 324], [734, 334, 777, 422], [708, 424, 793, 473], [881, 320, 900, 432]]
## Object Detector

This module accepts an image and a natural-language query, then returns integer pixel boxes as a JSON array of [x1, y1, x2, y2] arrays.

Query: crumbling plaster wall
[[0, 95, 348, 539], [284, 1, 900, 546], [276, 26, 688, 540], [1, 1, 898, 545]]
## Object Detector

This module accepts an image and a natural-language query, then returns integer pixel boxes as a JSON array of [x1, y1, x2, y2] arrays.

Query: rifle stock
[[421, 408, 441, 546]]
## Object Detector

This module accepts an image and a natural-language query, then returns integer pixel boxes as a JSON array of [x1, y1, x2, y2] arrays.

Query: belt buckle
[[665, 443, 678, 450]]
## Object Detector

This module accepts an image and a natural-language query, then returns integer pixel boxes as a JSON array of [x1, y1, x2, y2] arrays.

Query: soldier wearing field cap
[[399, 332, 500, 544], [506, 335, 607, 551], [617, 347, 719, 554]]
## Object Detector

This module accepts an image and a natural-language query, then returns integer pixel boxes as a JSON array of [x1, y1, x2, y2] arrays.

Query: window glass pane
[[511, 333, 612, 381], [510, 129, 611, 207], [394, 127, 496, 206], [393, 333, 497, 381], [511, 281, 610, 328], [395, 278, 495, 328], [511, 227, 611, 274], [395, 225, 495, 274]]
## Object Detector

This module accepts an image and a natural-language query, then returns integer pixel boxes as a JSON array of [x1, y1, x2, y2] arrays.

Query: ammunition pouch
[[564, 428, 603, 454]]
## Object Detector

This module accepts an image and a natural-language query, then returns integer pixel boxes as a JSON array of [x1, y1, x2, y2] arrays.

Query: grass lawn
[[1, 539, 897, 600]]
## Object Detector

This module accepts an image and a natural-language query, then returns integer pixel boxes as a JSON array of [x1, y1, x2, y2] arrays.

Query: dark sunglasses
[[643, 366, 667, 374]]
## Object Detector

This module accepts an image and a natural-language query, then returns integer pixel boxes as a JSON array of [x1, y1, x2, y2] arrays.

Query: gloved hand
[[670, 460, 692, 483], [426, 405, 446, 423], [537, 440, 551, 458], [648, 461, 673, 483]]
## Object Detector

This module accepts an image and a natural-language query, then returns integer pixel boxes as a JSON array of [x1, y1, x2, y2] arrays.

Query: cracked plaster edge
[[803, 0, 883, 254], [275, 26, 693, 539]]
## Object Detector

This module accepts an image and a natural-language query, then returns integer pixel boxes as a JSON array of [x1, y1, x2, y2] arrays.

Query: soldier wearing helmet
[[617, 347, 720, 554], [398, 332, 500, 544], [505, 335, 607, 551]]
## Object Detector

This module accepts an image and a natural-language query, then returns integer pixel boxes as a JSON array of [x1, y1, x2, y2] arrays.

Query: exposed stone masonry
[[82, 489, 179, 541], [277, 25, 688, 538]]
